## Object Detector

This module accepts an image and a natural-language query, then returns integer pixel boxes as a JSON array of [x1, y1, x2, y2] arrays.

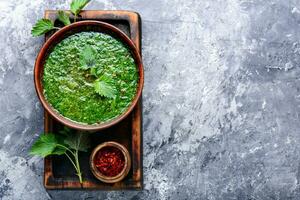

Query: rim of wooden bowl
[[34, 20, 144, 131], [89, 141, 131, 183]]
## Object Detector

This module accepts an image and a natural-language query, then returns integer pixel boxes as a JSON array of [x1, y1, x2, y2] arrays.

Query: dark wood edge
[[43, 10, 143, 190], [131, 12, 143, 189]]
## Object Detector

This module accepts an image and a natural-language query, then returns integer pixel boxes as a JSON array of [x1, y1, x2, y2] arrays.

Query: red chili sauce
[[94, 146, 125, 177]]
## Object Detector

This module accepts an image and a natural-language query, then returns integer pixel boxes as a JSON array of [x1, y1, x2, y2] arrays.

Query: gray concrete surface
[[1, 0, 300, 199]]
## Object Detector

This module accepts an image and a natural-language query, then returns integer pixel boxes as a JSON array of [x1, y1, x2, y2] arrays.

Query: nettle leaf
[[29, 133, 58, 157], [29, 129, 89, 184], [70, 0, 90, 16], [64, 132, 90, 152], [52, 146, 66, 155], [77, 133, 90, 152], [57, 10, 71, 26], [94, 77, 117, 99], [31, 19, 54, 37], [79, 45, 97, 70]]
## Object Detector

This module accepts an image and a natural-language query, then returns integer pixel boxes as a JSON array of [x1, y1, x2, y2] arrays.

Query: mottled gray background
[[1, 0, 300, 199]]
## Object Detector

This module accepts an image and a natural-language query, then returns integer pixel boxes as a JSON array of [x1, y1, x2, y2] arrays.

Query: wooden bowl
[[89, 141, 131, 183], [34, 21, 144, 131]]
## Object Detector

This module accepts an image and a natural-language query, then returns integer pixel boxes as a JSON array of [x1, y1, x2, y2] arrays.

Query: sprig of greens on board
[[31, 19, 59, 37], [30, 128, 90, 183], [70, 0, 91, 22], [57, 10, 71, 26], [31, 0, 90, 36]]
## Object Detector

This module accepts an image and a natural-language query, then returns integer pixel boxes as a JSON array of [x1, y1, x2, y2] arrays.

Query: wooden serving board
[[43, 10, 142, 190]]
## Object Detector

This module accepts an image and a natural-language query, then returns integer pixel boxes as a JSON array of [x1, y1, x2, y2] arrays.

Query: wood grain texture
[[43, 10, 142, 190]]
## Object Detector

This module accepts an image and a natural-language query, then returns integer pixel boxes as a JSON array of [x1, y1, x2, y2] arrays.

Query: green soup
[[43, 32, 138, 124]]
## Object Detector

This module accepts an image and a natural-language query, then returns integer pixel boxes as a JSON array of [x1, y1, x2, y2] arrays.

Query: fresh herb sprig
[[94, 78, 117, 99], [79, 45, 97, 70], [31, 19, 60, 37], [57, 10, 71, 26], [79, 45, 117, 99], [30, 127, 90, 183], [31, 0, 90, 36], [70, 0, 91, 22]]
